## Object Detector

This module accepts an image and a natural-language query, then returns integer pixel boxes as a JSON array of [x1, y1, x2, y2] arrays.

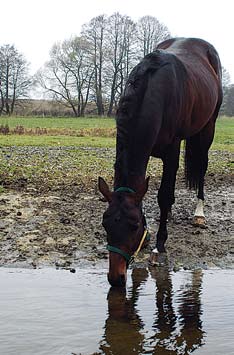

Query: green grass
[[213, 117, 234, 148], [0, 146, 115, 191], [0, 115, 232, 191], [0, 135, 115, 148], [0, 116, 116, 129], [0, 116, 233, 151]]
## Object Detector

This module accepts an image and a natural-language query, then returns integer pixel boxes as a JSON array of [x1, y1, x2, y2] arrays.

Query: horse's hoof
[[193, 216, 206, 228], [149, 248, 158, 265], [149, 249, 167, 266]]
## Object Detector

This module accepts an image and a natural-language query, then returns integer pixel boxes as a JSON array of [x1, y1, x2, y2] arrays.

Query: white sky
[[1, 0, 233, 82]]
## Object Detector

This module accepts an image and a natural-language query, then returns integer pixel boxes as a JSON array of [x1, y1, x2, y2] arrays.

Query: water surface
[[0, 267, 233, 355]]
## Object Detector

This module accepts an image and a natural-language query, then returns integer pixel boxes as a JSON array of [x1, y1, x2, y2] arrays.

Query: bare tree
[[222, 66, 231, 88], [136, 16, 171, 57], [0, 44, 31, 115], [224, 85, 234, 116], [220, 67, 232, 115], [36, 13, 173, 117], [37, 37, 94, 117], [82, 15, 107, 116], [105, 13, 136, 116]]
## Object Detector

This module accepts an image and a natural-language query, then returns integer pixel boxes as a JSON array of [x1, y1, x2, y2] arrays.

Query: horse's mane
[[115, 50, 187, 184], [117, 50, 168, 121], [115, 51, 169, 183], [116, 49, 187, 138]]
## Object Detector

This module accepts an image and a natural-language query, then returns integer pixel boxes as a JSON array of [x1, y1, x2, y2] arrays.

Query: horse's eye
[[129, 221, 140, 231], [130, 225, 138, 231]]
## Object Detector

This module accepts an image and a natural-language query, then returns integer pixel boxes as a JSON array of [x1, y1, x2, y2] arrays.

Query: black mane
[[115, 50, 187, 186]]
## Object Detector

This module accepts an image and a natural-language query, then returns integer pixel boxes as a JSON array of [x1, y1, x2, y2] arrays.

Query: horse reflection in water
[[99, 268, 204, 355], [100, 269, 148, 354]]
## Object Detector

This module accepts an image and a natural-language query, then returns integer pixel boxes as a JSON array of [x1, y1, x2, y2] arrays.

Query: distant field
[[0, 135, 115, 148], [0, 116, 232, 191], [0, 116, 233, 151], [213, 117, 234, 148], [0, 116, 116, 129]]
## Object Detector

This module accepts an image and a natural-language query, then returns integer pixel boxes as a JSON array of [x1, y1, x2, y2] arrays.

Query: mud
[[0, 176, 233, 271]]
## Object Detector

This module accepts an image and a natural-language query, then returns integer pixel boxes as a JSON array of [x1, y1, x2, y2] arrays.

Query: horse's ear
[[135, 177, 150, 203], [98, 177, 112, 203]]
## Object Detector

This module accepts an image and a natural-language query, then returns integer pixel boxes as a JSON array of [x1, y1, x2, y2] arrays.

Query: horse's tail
[[184, 134, 202, 190]]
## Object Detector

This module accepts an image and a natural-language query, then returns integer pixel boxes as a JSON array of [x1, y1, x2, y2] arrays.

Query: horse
[[98, 37, 223, 287]]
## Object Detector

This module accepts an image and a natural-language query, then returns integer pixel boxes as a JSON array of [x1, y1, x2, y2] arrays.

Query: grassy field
[[0, 135, 115, 148], [0, 116, 116, 129], [0, 116, 232, 191], [0, 116, 233, 151]]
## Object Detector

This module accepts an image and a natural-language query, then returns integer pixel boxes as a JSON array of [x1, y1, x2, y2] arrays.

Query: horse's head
[[98, 177, 149, 287]]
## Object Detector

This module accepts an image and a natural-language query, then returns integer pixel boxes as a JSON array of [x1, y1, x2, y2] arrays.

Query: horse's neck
[[114, 137, 147, 191], [114, 170, 145, 192]]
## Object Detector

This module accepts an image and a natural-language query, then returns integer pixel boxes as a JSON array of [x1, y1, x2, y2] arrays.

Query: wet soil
[[0, 174, 233, 271]]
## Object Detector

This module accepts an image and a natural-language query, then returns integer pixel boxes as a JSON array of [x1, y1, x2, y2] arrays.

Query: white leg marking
[[194, 199, 205, 218]]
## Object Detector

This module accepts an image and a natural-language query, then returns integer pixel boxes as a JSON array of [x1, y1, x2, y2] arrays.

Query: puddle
[[0, 267, 233, 355]]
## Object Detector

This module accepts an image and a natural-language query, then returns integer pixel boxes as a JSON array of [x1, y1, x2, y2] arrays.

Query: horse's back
[[157, 37, 221, 83], [156, 38, 222, 136], [117, 37, 222, 149], [157, 37, 221, 70]]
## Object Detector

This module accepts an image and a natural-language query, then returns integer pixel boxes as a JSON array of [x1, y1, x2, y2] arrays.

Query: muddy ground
[[0, 172, 233, 271]]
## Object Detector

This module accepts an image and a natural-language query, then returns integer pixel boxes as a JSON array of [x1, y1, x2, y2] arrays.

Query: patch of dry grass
[[0, 124, 116, 138]]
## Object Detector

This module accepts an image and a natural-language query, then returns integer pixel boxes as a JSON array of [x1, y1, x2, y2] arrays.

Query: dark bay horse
[[99, 38, 223, 287]]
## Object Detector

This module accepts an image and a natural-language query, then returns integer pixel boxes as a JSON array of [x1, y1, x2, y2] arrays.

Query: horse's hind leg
[[150, 139, 181, 264], [185, 119, 216, 226]]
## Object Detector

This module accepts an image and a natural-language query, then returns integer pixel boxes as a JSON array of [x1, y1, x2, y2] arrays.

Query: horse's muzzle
[[108, 251, 127, 287]]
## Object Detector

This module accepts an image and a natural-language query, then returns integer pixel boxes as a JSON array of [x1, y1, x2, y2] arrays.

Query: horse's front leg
[[156, 205, 169, 253], [150, 140, 180, 265], [149, 193, 170, 266]]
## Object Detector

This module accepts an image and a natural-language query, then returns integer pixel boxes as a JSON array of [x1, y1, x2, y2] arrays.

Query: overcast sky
[[1, 0, 233, 82]]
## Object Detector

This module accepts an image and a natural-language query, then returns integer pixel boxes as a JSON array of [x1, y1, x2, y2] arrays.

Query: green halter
[[107, 228, 150, 267], [107, 245, 132, 264], [107, 186, 150, 266], [114, 187, 135, 193]]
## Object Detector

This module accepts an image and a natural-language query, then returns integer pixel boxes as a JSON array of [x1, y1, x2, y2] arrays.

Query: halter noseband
[[114, 187, 135, 193], [106, 186, 150, 267], [107, 228, 150, 267]]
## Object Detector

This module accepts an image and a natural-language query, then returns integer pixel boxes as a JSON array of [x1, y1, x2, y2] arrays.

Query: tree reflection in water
[[98, 267, 204, 355]]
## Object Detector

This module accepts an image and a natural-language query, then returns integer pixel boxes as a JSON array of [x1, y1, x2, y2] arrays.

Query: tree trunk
[[107, 73, 117, 116]]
